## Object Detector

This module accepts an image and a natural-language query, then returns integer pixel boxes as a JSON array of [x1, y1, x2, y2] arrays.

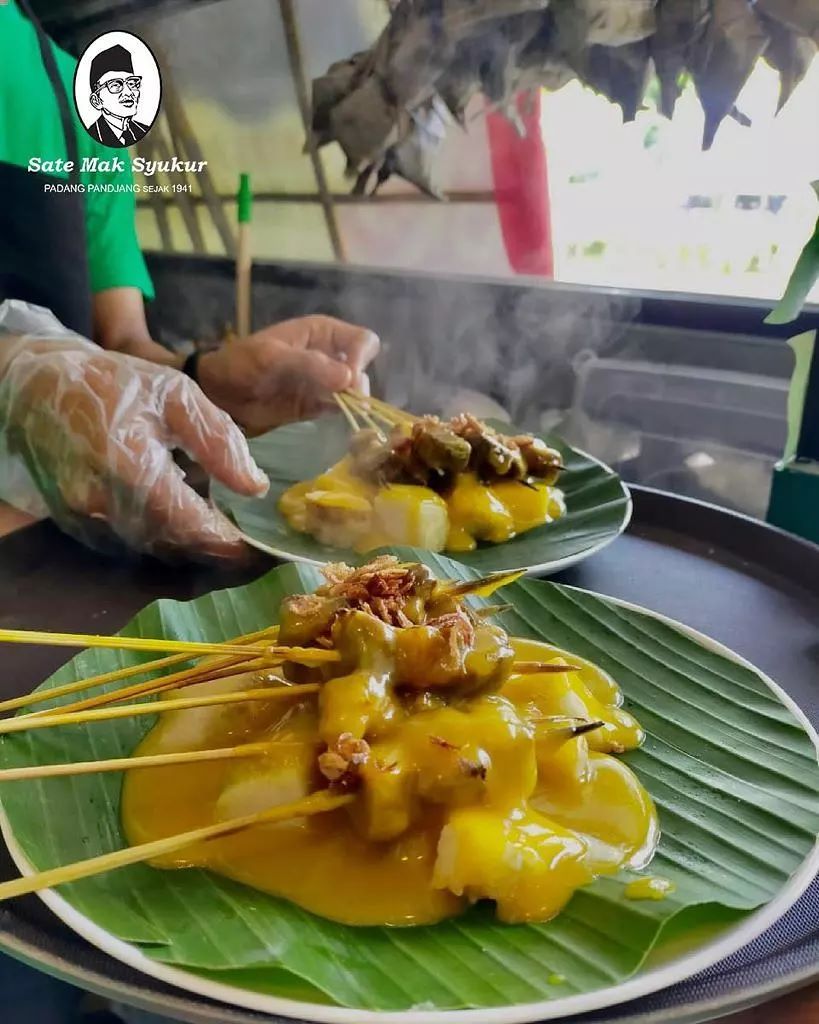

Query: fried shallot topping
[[429, 610, 476, 662], [318, 731, 371, 790], [318, 556, 434, 627]]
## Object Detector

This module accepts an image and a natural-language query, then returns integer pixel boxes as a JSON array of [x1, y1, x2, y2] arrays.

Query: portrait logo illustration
[[73, 31, 161, 150]]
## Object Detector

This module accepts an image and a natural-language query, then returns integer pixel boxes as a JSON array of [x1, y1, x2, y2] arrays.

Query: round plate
[[1, 588, 817, 1024], [211, 417, 632, 576]]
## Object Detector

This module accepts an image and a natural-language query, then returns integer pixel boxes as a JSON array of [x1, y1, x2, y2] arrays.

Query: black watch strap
[[182, 350, 200, 382]]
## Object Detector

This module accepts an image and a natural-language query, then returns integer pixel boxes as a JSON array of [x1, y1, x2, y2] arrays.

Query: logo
[[73, 31, 161, 150]]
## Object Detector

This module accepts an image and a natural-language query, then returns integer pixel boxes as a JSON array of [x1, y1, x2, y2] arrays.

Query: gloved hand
[[0, 301, 269, 560], [197, 315, 381, 435]]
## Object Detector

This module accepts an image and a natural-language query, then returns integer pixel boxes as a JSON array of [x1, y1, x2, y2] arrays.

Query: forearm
[[93, 287, 184, 370]]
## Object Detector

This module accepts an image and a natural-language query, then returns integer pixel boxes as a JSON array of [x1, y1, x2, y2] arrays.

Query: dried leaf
[[580, 0, 658, 45], [690, 0, 770, 149], [582, 41, 652, 122], [756, 0, 819, 43], [651, 0, 711, 116], [328, 78, 400, 171], [760, 13, 818, 111]]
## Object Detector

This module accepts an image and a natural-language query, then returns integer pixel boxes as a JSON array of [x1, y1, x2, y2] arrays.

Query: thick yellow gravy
[[279, 458, 565, 553], [122, 639, 657, 927]]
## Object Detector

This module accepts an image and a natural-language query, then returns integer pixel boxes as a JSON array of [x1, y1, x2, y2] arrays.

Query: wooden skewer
[[344, 391, 415, 426], [351, 403, 399, 431], [0, 685, 320, 737], [3, 625, 281, 717], [0, 790, 353, 902], [24, 656, 271, 720], [344, 397, 407, 432], [0, 629, 270, 660], [513, 662, 580, 675], [235, 173, 253, 339], [341, 393, 387, 440], [0, 741, 273, 782], [536, 717, 605, 739], [333, 392, 361, 432], [0, 652, 194, 716], [473, 604, 513, 619], [441, 569, 526, 600]]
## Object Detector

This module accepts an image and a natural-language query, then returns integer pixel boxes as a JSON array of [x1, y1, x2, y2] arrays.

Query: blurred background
[[38, 0, 819, 521]]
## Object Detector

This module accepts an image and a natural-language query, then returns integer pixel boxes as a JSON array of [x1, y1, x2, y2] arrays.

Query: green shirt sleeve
[[80, 150, 155, 298], [53, 49, 155, 299]]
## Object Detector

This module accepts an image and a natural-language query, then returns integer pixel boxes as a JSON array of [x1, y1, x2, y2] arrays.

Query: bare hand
[[197, 315, 380, 435]]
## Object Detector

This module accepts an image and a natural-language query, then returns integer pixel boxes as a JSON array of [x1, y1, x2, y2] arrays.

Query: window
[[116, 0, 818, 307]]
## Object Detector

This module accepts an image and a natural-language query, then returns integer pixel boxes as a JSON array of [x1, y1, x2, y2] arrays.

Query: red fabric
[[486, 92, 554, 277]]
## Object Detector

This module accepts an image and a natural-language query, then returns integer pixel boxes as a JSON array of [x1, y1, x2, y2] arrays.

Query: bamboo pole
[[278, 0, 346, 263], [0, 791, 353, 902], [235, 173, 253, 339]]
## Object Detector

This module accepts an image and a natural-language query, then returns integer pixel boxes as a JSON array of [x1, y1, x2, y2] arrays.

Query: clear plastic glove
[[0, 301, 269, 561], [197, 315, 380, 435]]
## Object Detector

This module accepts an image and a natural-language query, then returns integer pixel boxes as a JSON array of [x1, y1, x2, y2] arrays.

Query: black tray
[[1, 486, 818, 1024]]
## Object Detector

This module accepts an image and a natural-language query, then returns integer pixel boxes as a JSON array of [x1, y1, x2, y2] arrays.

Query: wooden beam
[[278, 0, 347, 263]]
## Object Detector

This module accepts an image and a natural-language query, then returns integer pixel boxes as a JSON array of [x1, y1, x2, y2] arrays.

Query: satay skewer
[[0, 625, 282, 717], [439, 568, 526, 600], [0, 684, 320, 738], [0, 628, 277, 660], [342, 391, 415, 426], [0, 741, 274, 782], [0, 790, 353, 903], [333, 392, 361, 432], [512, 662, 580, 675], [23, 656, 272, 720]]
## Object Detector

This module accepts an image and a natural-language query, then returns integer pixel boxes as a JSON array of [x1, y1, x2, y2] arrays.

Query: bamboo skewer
[[513, 662, 580, 675], [0, 741, 273, 782], [341, 393, 387, 440], [235, 172, 253, 339], [0, 625, 282, 717], [39, 637, 337, 719], [0, 628, 338, 668], [0, 685, 321, 737], [333, 392, 361, 432], [24, 656, 272, 720], [343, 391, 415, 426], [0, 790, 353, 902], [441, 569, 526, 600], [535, 716, 605, 738], [0, 629, 272, 660]]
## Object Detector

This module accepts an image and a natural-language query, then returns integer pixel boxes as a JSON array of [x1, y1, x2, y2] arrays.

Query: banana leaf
[[690, 0, 771, 150], [210, 415, 631, 574], [757, 0, 819, 43], [766, 182, 819, 325], [651, 0, 710, 117], [760, 13, 817, 111], [1, 552, 818, 1013]]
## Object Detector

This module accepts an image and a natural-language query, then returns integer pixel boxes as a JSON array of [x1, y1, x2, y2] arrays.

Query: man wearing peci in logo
[[88, 43, 150, 148]]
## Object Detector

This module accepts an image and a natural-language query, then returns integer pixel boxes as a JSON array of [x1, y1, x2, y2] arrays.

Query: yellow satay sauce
[[278, 459, 565, 554], [122, 638, 657, 927]]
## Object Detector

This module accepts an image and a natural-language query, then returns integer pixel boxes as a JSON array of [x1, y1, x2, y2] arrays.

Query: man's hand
[[0, 341, 269, 560], [196, 315, 380, 435]]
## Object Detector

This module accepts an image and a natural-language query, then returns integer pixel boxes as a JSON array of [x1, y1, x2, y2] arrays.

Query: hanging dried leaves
[[310, 0, 818, 195]]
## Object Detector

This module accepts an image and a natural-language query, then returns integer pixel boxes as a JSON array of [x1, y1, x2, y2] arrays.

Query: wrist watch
[[182, 350, 200, 382]]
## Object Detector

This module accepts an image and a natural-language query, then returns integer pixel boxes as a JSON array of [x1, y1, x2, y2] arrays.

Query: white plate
[[2, 591, 818, 1024]]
